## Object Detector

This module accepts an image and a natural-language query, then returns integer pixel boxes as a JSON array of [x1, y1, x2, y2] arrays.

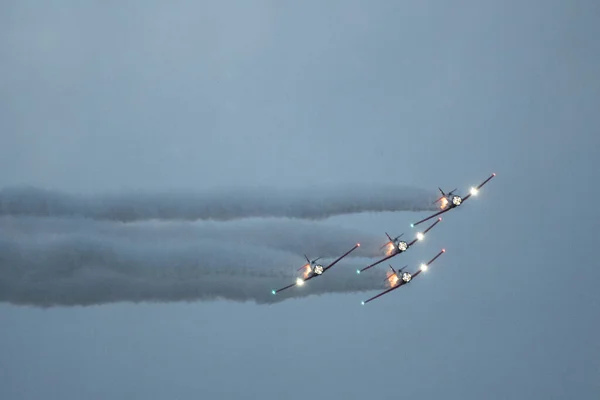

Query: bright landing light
[[416, 232, 424, 241], [420, 263, 428, 271], [470, 187, 479, 195], [296, 278, 304, 286]]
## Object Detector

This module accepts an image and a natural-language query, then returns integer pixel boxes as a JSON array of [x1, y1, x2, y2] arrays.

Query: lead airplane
[[357, 217, 442, 274], [361, 249, 445, 305], [411, 173, 496, 227], [272, 243, 360, 294]]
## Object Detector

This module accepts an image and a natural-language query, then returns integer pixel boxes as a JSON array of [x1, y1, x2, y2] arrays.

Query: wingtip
[[492, 172, 496, 176], [438, 217, 442, 221], [356, 243, 361, 247], [442, 248, 446, 253]]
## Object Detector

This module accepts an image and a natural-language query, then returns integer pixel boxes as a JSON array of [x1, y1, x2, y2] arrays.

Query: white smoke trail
[[0, 184, 438, 221]]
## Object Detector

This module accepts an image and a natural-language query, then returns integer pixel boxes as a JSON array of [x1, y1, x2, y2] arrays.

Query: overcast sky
[[1, 1, 599, 399]]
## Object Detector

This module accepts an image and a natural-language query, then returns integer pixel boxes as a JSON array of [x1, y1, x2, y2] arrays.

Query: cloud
[[0, 184, 438, 222]]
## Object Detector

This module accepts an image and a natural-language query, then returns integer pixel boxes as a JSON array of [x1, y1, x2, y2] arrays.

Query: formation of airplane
[[270, 172, 496, 305]]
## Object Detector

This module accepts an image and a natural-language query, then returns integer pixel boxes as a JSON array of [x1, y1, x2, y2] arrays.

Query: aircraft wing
[[323, 243, 360, 272], [462, 173, 496, 202], [272, 281, 298, 295], [358, 252, 398, 273], [408, 217, 442, 246], [361, 281, 406, 304], [411, 207, 451, 227], [272, 273, 319, 295], [410, 249, 445, 280]]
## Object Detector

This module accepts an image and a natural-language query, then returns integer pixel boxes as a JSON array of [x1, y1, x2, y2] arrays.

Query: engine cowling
[[397, 241, 408, 251], [452, 195, 462, 206], [313, 265, 324, 275], [401, 272, 412, 283]]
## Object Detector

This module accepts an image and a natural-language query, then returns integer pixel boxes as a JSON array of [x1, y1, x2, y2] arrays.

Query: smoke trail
[[0, 184, 438, 222], [1, 215, 409, 259], [0, 232, 388, 307], [0, 184, 433, 307]]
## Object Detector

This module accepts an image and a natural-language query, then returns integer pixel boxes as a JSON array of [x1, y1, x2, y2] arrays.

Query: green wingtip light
[[361, 301, 365, 305], [356, 269, 361, 274], [410, 223, 414, 228], [271, 290, 276, 295]]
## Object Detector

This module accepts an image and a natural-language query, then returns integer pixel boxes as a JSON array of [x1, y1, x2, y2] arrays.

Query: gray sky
[[1, 0, 599, 399]]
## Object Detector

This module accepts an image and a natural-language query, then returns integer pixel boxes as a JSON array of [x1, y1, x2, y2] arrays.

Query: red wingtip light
[[442, 248, 446, 252], [492, 172, 496, 176], [438, 217, 442, 221], [357, 243, 361, 247]]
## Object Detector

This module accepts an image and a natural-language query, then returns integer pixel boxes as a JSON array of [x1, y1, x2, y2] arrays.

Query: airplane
[[272, 243, 360, 295], [356, 217, 442, 274], [411, 173, 496, 227], [361, 249, 445, 305]]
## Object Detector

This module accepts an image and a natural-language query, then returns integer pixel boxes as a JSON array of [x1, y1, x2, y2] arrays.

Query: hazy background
[[1, 0, 599, 399]]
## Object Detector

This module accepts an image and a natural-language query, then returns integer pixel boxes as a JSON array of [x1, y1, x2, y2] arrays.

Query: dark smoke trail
[[0, 233, 387, 307], [0, 184, 438, 222], [1, 216, 405, 259]]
